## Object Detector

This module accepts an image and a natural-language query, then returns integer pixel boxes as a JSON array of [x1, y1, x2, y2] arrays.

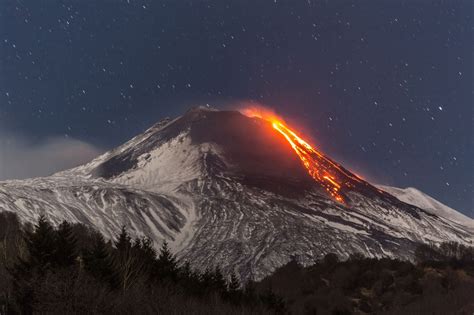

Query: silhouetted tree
[[211, 266, 227, 293], [83, 233, 117, 288], [23, 215, 56, 271], [132, 236, 156, 282], [179, 261, 192, 279], [113, 227, 141, 290], [54, 221, 78, 268], [178, 261, 202, 295], [114, 226, 132, 253], [10, 215, 57, 313], [156, 241, 178, 281], [0, 211, 24, 267], [200, 267, 214, 293], [4, 211, 473, 314], [226, 271, 242, 303], [228, 272, 240, 293]]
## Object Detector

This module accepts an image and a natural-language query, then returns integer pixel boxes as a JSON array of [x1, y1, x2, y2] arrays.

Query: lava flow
[[271, 121, 345, 203], [243, 108, 363, 204]]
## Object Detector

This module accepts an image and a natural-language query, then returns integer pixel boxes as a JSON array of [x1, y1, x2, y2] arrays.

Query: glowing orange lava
[[243, 108, 364, 204], [271, 121, 346, 203]]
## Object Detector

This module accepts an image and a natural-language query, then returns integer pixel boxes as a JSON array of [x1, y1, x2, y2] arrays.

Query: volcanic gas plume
[[242, 108, 365, 204]]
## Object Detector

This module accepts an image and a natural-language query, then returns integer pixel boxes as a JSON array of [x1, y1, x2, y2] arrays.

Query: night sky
[[0, 0, 472, 216]]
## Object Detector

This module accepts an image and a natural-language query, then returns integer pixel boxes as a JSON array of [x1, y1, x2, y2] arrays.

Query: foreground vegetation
[[0, 211, 473, 314]]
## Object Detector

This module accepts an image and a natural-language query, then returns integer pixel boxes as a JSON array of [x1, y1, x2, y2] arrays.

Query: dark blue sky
[[0, 0, 472, 216]]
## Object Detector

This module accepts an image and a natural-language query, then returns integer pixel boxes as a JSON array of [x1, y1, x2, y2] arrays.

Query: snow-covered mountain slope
[[0, 107, 472, 280], [0, 177, 189, 245], [377, 185, 473, 228]]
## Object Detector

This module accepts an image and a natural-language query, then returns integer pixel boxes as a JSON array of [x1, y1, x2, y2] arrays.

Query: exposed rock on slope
[[1, 108, 472, 280]]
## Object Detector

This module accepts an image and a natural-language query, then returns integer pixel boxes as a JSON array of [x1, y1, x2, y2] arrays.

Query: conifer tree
[[115, 226, 132, 254], [133, 237, 156, 262], [54, 220, 78, 268], [178, 261, 202, 295], [24, 215, 56, 270], [132, 236, 156, 281], [226, 271, 242, 303], [83, 233, 117, 288], [201, 266, 214, 292], [212, 266, 227, 293], [10, 215, 56, 314], [179, 261, 192, 280], [156, 241, 178, 280], [113, 226, 137, 290], [228, 272, 240, 293]]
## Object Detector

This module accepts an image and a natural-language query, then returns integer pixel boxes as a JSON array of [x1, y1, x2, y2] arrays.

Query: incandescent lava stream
[[243, 109, 367, 204]]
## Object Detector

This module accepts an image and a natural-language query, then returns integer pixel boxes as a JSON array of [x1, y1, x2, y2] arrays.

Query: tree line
[[0, 211, 473, 314], [0, 212, 283, 314]]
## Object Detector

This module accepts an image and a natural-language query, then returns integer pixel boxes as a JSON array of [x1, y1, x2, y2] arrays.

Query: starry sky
[[0, 0, 472, 216]]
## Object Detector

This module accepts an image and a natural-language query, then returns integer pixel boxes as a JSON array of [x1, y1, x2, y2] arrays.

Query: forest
[[0, 211, 473, 314]]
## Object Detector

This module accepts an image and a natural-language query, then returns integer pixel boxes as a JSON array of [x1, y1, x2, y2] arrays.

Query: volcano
[[0, 107, 472, 280]]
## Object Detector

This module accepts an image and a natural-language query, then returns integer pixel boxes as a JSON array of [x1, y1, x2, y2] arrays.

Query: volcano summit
[[0, 107, 472, 280]]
